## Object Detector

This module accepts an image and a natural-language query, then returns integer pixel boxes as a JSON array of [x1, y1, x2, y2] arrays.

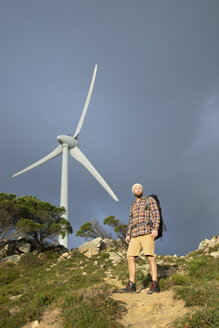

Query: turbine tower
[[12, 65, 119, 249]]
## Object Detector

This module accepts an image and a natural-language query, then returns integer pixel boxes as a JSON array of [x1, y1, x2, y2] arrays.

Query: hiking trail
[[104, 274, 190, 328], [22, 275, 190, 328]]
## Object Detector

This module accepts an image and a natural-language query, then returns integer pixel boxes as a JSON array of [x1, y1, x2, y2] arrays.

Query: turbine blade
[[12, 145, 62, 177], [73, 65, 97, 138], [70, 146, 119, 202]]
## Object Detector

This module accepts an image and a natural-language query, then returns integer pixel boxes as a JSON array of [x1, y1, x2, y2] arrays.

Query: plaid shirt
[[126, 196, 160, 238]]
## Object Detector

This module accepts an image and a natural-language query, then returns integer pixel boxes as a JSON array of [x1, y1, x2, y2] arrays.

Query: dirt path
[[22, 277, 189, 328], [104, 275, 189, 328], [112, 290, 189, 328]]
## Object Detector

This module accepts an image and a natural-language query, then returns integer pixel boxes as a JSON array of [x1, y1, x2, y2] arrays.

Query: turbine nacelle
[[57, 135, 78, 149]]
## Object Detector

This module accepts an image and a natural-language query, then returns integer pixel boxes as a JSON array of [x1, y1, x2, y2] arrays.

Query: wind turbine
[[12, 65, 119, 249]]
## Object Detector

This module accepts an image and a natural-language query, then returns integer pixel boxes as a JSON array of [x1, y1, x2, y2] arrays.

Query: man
[[121, 183, 160, 294]]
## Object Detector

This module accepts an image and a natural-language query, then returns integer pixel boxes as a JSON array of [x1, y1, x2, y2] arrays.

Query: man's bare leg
[[127, 255, 136, 283], [147, 255, 157, 282]]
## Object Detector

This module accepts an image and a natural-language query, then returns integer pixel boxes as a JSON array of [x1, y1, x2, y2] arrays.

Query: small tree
[[76, 220, 112, 241], [76, 216, 128, 242], [0, 193, 21, 243], [103, 216, 128, 241], [15, 196, 73, 251]]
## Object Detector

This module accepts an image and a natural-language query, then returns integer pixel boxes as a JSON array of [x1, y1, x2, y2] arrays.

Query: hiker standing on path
[[121, 183, 160, 294]]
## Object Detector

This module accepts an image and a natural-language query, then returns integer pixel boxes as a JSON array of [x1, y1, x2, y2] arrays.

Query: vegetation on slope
[[0, 250, 124, 328], [0, 243, 218, 328], [158, 251, 219, 327]]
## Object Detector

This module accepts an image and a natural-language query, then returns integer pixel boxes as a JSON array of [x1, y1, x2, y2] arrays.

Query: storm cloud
[[0, 0, 219, 255]]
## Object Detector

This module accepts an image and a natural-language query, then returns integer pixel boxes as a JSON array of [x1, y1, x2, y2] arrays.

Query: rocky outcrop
[[77, 237, 127, 258], [108, 251, 124, 264], [4, 254, 23, 263], [198, 235, 219, 258], [0, 238, 32, 260], [57, 252, 72, 262], [116, 238, 127, 251], [1, 235, 218, 265], [210, 251, 219, 259], [198, 235, 219, 251], [78, 237, 106, 257], [0, 238, 67, 263], [102, 238, 116, 249]]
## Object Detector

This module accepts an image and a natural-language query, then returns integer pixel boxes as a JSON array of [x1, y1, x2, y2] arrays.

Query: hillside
[[0, 236, 218, 328]]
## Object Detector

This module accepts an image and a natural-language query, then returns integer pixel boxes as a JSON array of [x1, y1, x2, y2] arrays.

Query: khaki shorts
[[127, 234, 155, 257]]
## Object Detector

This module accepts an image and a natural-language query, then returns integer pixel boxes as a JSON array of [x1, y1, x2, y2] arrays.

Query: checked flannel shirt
[[126, 196, 160, 239]]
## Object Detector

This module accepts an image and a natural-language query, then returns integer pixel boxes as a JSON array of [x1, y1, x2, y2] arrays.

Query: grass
[[61, 289, 124, 328], [0, 245, 218, 328], [169, 255, 219, 328], [0, 250, 124, 328]]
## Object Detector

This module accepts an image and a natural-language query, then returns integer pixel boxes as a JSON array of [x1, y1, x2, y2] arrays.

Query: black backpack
[[146, 194, 167, 240]]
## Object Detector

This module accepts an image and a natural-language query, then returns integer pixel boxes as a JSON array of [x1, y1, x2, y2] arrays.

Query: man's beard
[[135, 193, 143, 198]]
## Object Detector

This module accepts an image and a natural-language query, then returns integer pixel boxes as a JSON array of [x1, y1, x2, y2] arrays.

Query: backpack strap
[[145, 196, 153, 228]]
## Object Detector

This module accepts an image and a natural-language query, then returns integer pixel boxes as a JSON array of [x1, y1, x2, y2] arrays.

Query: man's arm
[[126, 205, 133, 243]]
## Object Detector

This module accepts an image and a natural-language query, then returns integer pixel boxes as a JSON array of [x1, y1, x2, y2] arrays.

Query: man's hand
[[126, 235, 130, 243], [151, 229, 158, 239]]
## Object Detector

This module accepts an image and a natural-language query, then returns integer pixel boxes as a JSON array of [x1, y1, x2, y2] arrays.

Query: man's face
[[133, 185, 143, 198]]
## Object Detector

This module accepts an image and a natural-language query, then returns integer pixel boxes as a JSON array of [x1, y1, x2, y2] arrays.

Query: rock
[[108, 252, 122, 264], [9, 294, 22, 301], [58, 252, 71, 262], [103, 238, 116, 249], [198, 236, 219, 251], [0, 248, 7, 259], [0, 239, 32, 258], [94, 260, 98, 265], [117, 252, 125, 258], [4, 255, 21, 263], [173, 254, 178, 258], [210, 251, 219, 259], [116, 238, 127, 250], [82, 272, 87, 275], [3, 241, 19, 255], [78, 238, 105, 258], [16, 240, 31, 253], [32, 320, 39, 328], [156, 260, 164, 265]]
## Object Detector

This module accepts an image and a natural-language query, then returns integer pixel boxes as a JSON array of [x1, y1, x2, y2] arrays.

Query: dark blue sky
[[1, 0, 219, 255]]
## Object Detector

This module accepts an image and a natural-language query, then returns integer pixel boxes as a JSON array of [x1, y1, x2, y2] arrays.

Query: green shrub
[[0, 308, 10, 321], [135, 268, 145, 284], [39, 250, 59, 260], [158, 277, 171, 290], [19, 253, 43, 267], [170, 274, 190, 286], [0, 267, 20, 286], [99, 252, 110, 260], [61, 290, 124, 328], [31, 293, 50, 307], [188, 259, 207, 277], [174, 285, 218, 307], [174, 304, 219, 327], [0, 295, 10, 305]]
